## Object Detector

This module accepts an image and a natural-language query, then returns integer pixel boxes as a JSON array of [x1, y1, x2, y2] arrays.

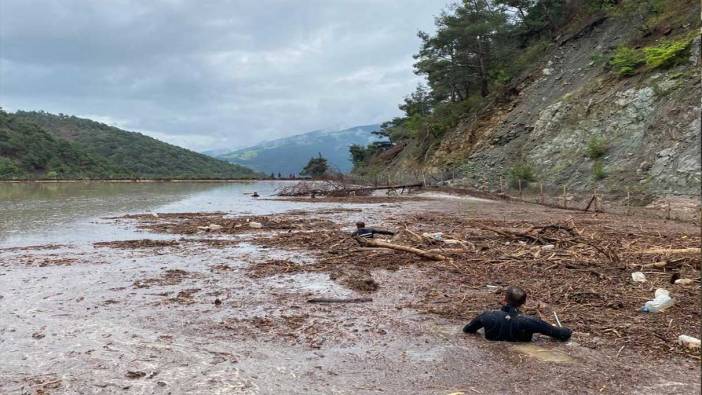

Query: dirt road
[[0, 194, 699, 394]]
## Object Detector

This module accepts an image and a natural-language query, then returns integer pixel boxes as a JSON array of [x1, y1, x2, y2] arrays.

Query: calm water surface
[[0, 181, 315, 246]]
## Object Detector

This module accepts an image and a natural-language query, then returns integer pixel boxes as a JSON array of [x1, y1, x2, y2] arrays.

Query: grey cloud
[[0, 0, 447, 151]]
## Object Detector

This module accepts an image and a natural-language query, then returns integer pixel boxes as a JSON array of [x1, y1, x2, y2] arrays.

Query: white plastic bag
[[640, 288, 674, 313], [631, 272, 646, 283], [678, 335, 701, 349]]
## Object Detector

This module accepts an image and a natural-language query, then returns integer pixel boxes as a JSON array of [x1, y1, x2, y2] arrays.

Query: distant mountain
[[1, 110, 259, 180], [217, 124, 382, 175]]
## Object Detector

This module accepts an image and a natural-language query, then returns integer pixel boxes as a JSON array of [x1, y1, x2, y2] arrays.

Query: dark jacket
[[463, 305, 571, 342], [351, 227, 395, 238]]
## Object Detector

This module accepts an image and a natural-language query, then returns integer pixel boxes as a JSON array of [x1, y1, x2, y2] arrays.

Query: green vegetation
[[509, 163, 537, 187], [610, 47, 646, 76], [586, 136, 608, 159], [350, 0, 638, 173], [644, 35, 694, 68], [300, 154, 329, 178], [0, 110, 259, 180], [592, 160, 607, 180], [0, 110, 123, 179], [610, 33, 694, 77]]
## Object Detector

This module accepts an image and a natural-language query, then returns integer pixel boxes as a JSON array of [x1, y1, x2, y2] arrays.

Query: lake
[[0, 181, 330, 246]]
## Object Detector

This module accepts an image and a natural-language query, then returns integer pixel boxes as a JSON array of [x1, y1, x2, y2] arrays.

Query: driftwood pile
[[114, 208, 700, 359], [276, 180, 422, 197], [378, 213, 701, 360]]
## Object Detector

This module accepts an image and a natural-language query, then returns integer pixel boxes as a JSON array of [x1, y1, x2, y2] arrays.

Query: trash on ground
[[674, 278, 695, 285], [631, 272, 646, 283], [640, 288, 674, 313], [678, 335, 701, 349]]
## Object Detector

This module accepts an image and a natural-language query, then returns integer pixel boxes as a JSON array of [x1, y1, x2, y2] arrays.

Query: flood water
[[0, 181, 324, 246], [1, 181, 699, 394]]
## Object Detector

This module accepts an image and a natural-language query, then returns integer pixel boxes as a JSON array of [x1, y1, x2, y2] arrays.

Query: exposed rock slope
[[395, 14, 701, 201]]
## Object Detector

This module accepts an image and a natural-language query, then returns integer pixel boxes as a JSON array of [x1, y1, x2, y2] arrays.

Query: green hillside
[[0, 110, 259, 180]]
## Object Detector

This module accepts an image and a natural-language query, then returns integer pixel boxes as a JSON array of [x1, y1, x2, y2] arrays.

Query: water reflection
[[0, 181, 292, 246]]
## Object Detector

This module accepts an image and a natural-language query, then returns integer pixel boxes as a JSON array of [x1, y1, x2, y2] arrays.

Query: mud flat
[[0, 193, 699, 394]]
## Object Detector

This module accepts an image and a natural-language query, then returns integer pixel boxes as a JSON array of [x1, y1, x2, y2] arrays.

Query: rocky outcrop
[[425, 17, 700, 200]]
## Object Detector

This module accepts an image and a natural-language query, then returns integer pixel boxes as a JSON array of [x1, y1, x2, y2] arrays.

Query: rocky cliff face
[[421, 16, 700, 201]]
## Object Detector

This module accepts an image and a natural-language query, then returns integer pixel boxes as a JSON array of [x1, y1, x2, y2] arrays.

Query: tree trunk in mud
[[354, 237, 447, 261]]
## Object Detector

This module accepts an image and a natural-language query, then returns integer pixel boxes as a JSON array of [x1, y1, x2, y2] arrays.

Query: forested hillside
[[0, 110, 259, 180], [0, 111, 124, 179], [351, 0, 700, 201]]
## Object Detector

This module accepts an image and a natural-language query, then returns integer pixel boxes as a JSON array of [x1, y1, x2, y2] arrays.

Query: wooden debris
[[354, 237, 447, 261], [638, 247, 701, 255], [307, 298, 373, 304]]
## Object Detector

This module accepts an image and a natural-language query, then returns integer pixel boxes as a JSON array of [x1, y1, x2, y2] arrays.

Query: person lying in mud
[[463, 286, 572, 342], [351, 221, 395, 239]]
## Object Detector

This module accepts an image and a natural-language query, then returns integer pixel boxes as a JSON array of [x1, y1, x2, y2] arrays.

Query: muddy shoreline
[[0, 193, 699, 394]]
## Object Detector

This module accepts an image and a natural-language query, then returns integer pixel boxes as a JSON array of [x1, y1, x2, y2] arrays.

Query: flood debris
[[99, 205, 700, 360], [125, 370, 146, 379], [674, 278, 695, 285], [631, 271, 646, 283], [329, 266, 379, 292], [197, 223, 223, 232], [133, 269, 193, 288], [355, 236, 447, 261], [247, 260, 303, 278], [639, 247, 701, 255], [20, 375, 62, 394], [114, 212, 335, 236], [307, 297, 373, 303], [167, 288, 200, 304], [94, 239, 179, 249], [640, 289, 674, 313], [678, 335, 701, 350]]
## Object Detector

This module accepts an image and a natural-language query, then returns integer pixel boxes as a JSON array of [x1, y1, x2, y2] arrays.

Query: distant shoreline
[[0, 178, 303, 184]]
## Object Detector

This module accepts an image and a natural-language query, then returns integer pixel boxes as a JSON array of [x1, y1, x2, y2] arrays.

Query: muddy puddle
[[0, 182, 699, 394]]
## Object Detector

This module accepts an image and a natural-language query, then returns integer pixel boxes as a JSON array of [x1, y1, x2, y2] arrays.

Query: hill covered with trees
[[350, 0, 700, 200], [0, 110, 259, 180]]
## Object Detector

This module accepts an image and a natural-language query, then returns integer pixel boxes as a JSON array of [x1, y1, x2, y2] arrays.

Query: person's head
[[356, 221, 365, 229], [504, 286, 527, 307]]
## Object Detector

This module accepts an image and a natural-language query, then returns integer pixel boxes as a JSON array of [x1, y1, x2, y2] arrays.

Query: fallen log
[[307, 298, 373, 303], [476, 224, 556, 244], [354, 237, 447, 261], [638, 247, 701, 255]]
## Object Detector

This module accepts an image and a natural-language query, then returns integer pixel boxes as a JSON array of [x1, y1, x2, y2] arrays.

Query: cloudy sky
[[0, 0, 448, 151]]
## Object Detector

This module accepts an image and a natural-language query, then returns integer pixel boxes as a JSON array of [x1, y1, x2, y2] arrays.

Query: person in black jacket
[[351, 221, 395, 239], [463, 286, 572, 342]]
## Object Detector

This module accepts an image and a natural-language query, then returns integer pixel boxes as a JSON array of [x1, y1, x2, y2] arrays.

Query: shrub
[[586, 136, 608, 159], [610, 46, 645, 76], [592, 160, 607, 180], [644, 36, 692, 69], [0, 157, 20, 177], [508, 163, 536, 187]]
